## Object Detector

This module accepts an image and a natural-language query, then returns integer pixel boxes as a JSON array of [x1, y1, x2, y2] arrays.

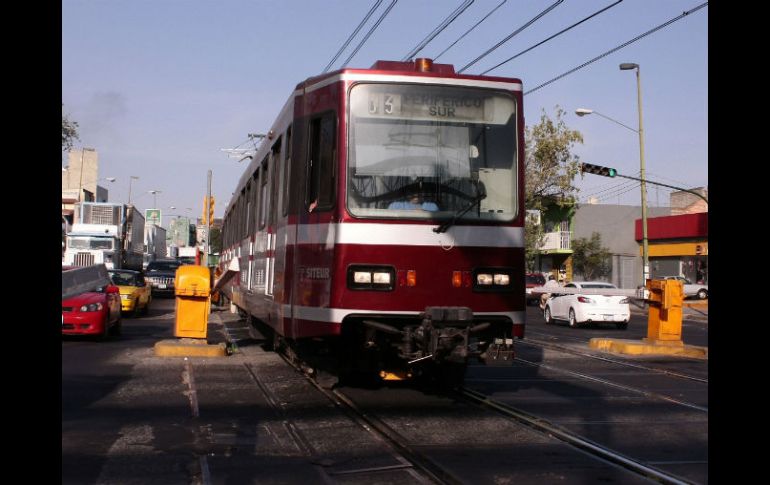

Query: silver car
[[661, 276, 708, 300]]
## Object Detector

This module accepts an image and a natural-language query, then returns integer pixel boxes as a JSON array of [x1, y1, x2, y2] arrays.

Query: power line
[[401, 0, 475, 62], [525, 2, 708, 95], [481, 0, 624, 75], [434, 0, 507, 61], [582, 178, 638, 199], [645, 171, 703, 189], [323, 0, 383, 73], [458, 0, 564, 73], [339, 0, 399, 69]]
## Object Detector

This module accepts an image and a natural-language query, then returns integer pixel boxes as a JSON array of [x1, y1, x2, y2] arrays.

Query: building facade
[[636, 211, 708, 284], [533, 199, 576, 283], [62, 148, 111, 224], [572, 203, 671, 288]]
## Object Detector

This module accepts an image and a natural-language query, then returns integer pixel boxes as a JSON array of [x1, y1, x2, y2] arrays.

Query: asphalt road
[[62, 297, 708, 484]]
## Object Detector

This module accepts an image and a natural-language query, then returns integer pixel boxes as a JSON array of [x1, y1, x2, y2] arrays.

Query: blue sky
[[62, 0, 707, 222]]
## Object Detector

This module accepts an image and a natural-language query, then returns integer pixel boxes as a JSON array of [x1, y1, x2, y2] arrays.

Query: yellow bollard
[[645, 279, 684, 346], [174, 265, 211, 339]]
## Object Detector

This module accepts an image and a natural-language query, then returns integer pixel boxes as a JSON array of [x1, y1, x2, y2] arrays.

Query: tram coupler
[[405, 306, 474, 364], [482, 338, 515, 366]]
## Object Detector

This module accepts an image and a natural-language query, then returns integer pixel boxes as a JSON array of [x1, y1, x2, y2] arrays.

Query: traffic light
[[202, 196, 209, 225], [208, 196, 215, 225], [581, 163, 617, 177]]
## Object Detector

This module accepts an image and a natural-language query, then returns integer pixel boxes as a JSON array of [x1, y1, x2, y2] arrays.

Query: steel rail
[[276, 354, 457, 485], [512, 355, 708, 413], [243, 363, 339, 483], [520, 333, 709, 384], [459, 387, 697, 485]]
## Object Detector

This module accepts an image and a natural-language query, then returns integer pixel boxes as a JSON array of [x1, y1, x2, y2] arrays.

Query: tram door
[[266, 140, 282, 297], [294, 112, 336, 315]]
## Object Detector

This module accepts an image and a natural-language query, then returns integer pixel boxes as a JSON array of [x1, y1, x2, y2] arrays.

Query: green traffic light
[[608, 168, 616, 177]]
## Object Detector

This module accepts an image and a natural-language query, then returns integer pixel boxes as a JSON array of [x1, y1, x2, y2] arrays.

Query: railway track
[[275, 345, 703, 484], [523, 330, 708, 383], [457, 387, 696, 485]]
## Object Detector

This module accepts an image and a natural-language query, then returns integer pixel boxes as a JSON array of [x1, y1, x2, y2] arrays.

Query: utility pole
[[205, 170, 212, 266], [78, 149, 84, 202]]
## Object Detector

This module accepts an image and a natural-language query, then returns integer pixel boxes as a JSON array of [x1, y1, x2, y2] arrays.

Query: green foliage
[[62, 104, 80, 152], [572, 232, 611, 281], [524, 106, 583, 264], [209, 227, 222, 254], [524, 215, 543, 272]]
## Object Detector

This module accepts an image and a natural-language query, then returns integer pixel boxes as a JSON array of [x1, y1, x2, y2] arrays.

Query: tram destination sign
[[367, 92, 487, 122]]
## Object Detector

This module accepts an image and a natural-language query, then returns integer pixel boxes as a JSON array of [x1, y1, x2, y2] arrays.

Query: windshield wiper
[[433, 182, 486, 234]]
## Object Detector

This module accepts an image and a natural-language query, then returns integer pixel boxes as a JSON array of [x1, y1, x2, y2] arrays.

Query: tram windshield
[[347, 83, 518, 222]]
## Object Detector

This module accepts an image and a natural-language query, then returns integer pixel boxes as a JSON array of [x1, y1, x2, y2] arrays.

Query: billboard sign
[[145, 208, 161, 227]]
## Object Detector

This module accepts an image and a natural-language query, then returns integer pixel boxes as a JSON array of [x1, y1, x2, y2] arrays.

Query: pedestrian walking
[[540, 275, 561, 310]]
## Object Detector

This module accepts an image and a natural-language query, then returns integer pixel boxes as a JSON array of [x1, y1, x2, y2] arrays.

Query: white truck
[[143, 224, 168, 269], [63, 202, 145, 271], [177, 245, 199, 264]]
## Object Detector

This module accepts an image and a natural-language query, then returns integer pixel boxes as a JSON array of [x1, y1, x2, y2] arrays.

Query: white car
[[661, 276, 708, 300], [543, 281, 630, 329]]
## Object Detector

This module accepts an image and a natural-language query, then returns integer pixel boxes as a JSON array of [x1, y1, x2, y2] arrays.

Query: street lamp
[[575, 62, 649, 285], [128, 175, 139, 204], [619, 62, 649, 286], [148, 190, 162, 209]]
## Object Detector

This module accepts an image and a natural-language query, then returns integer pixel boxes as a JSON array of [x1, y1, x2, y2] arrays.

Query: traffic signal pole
[[580, 164, 709, 204], [618, 174, 708, 204], [205, 170, 212, 266]]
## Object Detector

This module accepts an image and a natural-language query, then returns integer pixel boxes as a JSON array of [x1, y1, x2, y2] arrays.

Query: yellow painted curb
[[683, 301, 708, 309], [589, 338, 707, 359], [154, 339, 228, 358]]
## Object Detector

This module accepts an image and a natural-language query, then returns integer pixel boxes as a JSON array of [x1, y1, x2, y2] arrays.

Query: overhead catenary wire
[[594, 183, 641, 204], [458, 0, 564, 73], [525, 2, 708, 95], [481, 0, 624, 75], [339, 0, 399, 69], [585, 180, 639, 202], [434, 0, 507, 61], [645, 171, 704, 190], [323, 0, 383, 73], [401, 0, 475, 62]]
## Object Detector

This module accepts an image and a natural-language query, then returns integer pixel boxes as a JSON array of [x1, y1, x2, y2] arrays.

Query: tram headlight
[[473, 268, 514, 292], [353, 271, 372, 284], [347, 265, 395, 291], [477, 273, 494, 285], [372, 272, 391, 284]]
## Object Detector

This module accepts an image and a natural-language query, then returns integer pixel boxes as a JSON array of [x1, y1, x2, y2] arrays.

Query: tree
[[524, 106, 584, 265], [62, 104, 80, 152], [524, 213, 543, 272], [209, 227, 222, 254], [572, 232, 611, 281]]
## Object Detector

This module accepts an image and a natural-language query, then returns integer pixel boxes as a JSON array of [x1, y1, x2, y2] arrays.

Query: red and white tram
[[220, 58, 525, 385]]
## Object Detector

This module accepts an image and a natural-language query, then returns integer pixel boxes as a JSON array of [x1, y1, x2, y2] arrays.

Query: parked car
[[661, 276, 708, 300], [108, 269, 152, 316], [543, 281, 630, 329], [62, 267, 122, 338], [525, 273, 546, 306], [145, 259, 182, 297]]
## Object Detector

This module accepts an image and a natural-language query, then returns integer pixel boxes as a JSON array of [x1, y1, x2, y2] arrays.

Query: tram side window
[[245, 180, 253, 236], [307, 113, 336, 211], [269, 137, 282, 227], [282, 125, 292, 216], [259, 159, 269, 229]]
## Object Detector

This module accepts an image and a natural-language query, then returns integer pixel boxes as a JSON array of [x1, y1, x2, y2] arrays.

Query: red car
[[62, 266, 122, 338], [525, 273, 546, 306]]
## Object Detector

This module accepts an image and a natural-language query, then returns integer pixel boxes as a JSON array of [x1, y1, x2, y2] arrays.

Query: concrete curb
[[589, 338, 707, 359], [154, 338, 228, 358]]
